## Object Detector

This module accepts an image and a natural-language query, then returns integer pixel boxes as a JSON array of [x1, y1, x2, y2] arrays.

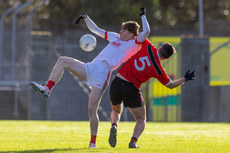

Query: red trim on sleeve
[[104, 31, 108, 40], [135, 38, 143, 44]]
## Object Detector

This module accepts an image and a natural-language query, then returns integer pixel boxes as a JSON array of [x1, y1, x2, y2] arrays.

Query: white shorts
[[84, 60, 111, 90]]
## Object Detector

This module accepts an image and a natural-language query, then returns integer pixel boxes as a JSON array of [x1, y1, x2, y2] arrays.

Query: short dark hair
[[121, 21, 140, 37], [160, 43, 176, 59]]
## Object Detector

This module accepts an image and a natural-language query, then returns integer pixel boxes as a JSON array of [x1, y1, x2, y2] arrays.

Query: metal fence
[[0, 1, 229, 121]]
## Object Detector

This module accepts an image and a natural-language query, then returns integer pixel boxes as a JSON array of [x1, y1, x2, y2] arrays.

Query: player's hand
[[184, 70, 195, 82], [139, 7, 146, 17], [75, 13, 87, 24]]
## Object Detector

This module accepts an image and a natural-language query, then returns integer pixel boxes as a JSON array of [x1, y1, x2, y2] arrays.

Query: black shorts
[[110, 77, 145, 108]]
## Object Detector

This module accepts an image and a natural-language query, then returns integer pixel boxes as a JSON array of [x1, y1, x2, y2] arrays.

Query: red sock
[[90, 135, 97, 144], [131, 137, 137, 143], [112, 123, 117, 127], [46, 80, 55, 91]]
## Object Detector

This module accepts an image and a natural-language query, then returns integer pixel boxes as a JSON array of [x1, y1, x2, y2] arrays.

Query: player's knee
[[88, 105, 97, 117], [113, 108, 121, 114], [88, 108, 94, 117], [112, 105, 122, 114], [57, 56, 69, 66], [137, 118, 146, 128]]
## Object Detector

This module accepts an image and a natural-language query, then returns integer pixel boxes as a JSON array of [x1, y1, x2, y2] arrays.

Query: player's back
[[118, 39, 169, 88]]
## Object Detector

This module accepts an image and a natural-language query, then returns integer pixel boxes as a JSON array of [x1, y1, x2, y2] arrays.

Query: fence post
[[0, 3, 21, 80], [12, 0, 34, 80], [181, 35, 210, 122]]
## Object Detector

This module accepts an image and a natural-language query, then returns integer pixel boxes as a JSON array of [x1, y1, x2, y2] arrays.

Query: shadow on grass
[[0, 147, 108, 153]]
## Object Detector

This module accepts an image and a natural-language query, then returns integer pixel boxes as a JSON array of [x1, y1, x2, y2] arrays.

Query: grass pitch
[[0, 121, 230, 153]]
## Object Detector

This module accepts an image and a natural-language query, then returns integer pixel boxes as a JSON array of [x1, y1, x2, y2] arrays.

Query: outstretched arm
[[166, 70, 195, 89], [136, 8, 150, 43], [166, 78, 185, 89], [75, 13, 105, 38]]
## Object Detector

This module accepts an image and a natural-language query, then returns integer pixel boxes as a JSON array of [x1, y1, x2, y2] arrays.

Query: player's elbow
[[166, 86, 174, 89], [147, 29, 151, 35], [89, 27, 98, 34], [165, 83, 175, 89], [143, 29, 150, 37]]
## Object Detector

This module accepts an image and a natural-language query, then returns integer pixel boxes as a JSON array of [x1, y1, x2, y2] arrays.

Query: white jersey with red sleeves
[[118, 39, 172, 88], [92, 31, 142, 71]]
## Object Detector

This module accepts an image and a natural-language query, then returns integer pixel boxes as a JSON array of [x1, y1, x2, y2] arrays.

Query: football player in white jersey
[[31, 8, 150, 148]]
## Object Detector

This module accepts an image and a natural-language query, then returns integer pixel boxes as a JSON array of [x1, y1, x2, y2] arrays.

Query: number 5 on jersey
[[134, 56, 151, 71]]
